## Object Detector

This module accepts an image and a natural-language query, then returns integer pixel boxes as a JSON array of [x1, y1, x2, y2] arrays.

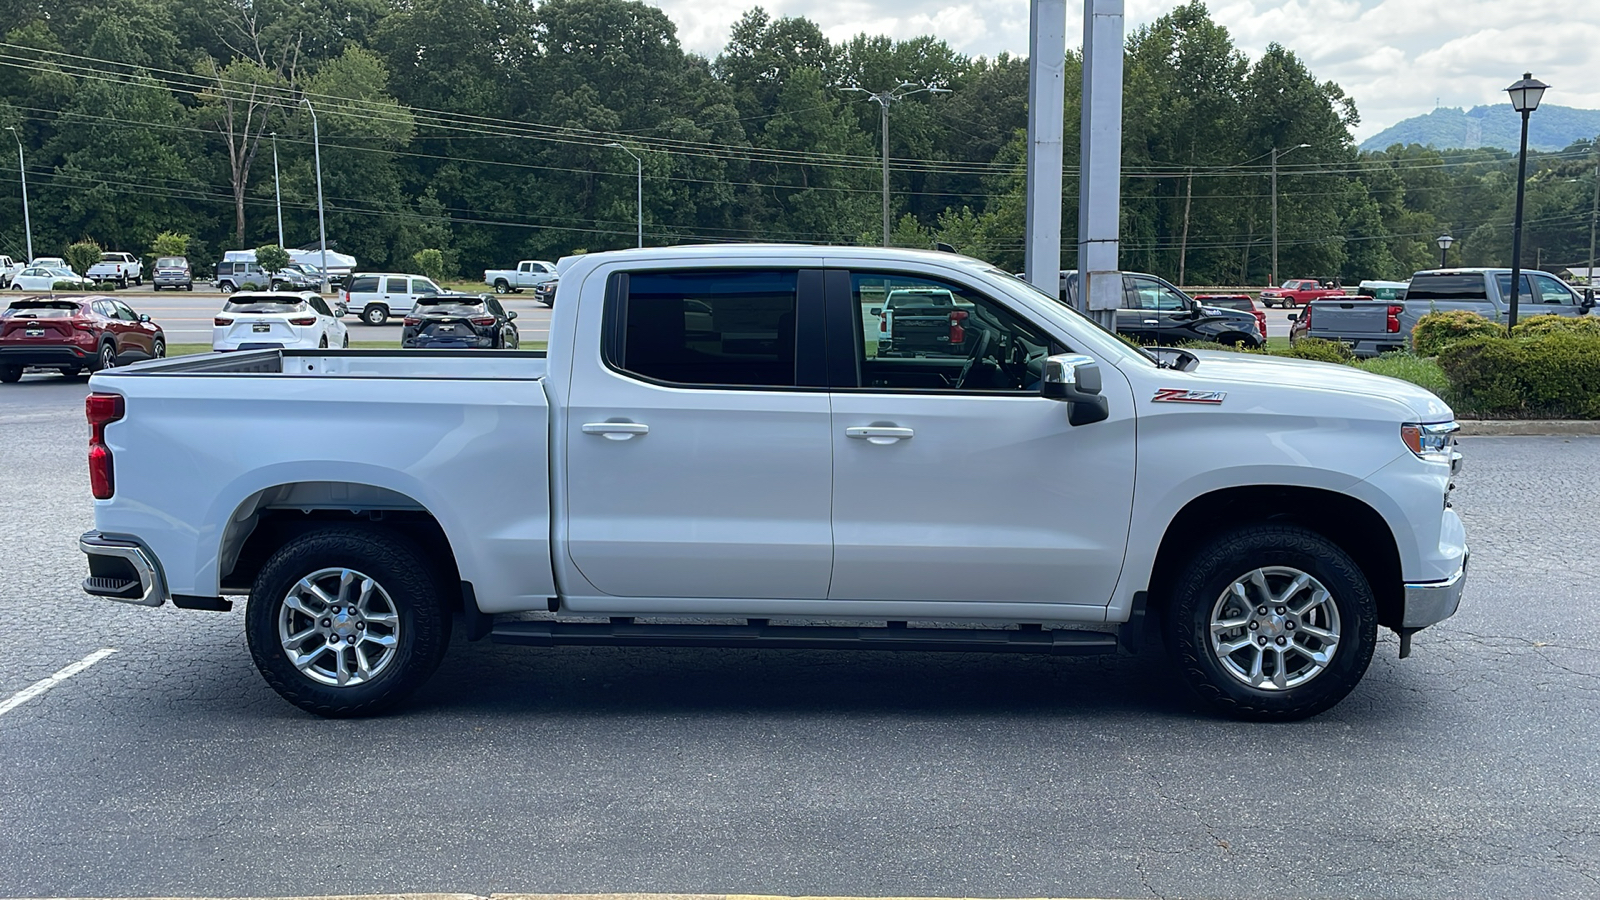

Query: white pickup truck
[[484, 259, 556, 294], [86, 252, 144, 287], [78, 246, 1468, 720]]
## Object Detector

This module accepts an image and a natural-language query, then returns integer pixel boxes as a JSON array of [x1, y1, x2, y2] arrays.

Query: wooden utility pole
[[1178, 169, 1193, 288]]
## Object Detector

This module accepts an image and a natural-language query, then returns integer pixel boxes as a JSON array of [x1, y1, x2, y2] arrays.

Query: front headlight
[[1401, 421, 1459, 463]]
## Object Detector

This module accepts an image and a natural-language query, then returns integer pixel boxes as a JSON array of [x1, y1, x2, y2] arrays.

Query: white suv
[[340, 273, 444, 325]]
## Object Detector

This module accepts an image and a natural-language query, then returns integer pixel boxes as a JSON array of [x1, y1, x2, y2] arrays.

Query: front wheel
[[246, 526, 452, 717], [362, 304, 389, 326], [1215, 332, 1258, 349], [1165, 524, 1377, 721], [153, 337, 166, 359]]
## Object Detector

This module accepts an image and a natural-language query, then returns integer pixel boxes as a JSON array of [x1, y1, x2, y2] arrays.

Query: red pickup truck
[[1259, 279, 1349, 309]]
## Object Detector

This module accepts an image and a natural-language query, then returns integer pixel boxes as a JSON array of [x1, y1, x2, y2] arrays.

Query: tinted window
[[412, 278, 440, 295], [309, 297, 332, 317], [4, 300, 81, 318], [225, 299, 305, 313], [346, 276, 379, 293], [416, 297, 486, 316], [113, 302, 141, 321], [1125, 276, 1189, 311], [485, 297, 505, 316], [616, 270, 798, 387], [1407, 274, 1489, 301], [1198, 296, 1252, 312]]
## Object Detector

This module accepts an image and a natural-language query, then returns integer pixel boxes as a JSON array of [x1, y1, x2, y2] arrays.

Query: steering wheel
[[952, 328, 993, 390]]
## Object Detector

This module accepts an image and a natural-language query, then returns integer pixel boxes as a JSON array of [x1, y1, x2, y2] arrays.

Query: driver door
[[826, 270, 1136, 607]]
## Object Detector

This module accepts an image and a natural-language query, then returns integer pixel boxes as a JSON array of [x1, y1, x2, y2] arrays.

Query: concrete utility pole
[[844, 83, 949, 246], [1024, 0, 1065, 293], [605, 143, 643, 247], [271, 132, 285, 250], [300, 99, 329, 292], [1077, 0, 1125, 329], [7, 126, 32, 264]]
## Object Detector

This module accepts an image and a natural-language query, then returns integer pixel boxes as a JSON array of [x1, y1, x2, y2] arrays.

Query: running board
[[489, 619, 1119, 655]]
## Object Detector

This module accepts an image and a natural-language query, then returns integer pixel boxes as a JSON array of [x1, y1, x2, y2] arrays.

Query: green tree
[[66, 240, 102, 277], [255, 244, 291, 274], [150, 231, 191, 258], [412, 248, 445, 282]]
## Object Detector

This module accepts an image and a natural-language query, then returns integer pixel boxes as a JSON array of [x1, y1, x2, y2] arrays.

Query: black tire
[[246, 526, 452, 717], [94, 342, 117, 372], [493, 280, 510, 294], [318, 334, 329, 349], [1165, 524, 1377, 721], [153, 337, 166, 359], [219, 280, 236, 294], [362, 304, 389, 326], [185, 283, 193, 292], [342, 333, 350, 348], [0, 364, 21, 383]]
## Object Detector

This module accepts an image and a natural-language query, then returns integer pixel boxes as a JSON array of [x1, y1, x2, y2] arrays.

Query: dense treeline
[[0, 0, 1595, 284]]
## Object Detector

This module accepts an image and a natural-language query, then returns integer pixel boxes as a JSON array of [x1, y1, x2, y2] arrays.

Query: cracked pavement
[[1, 372, 1598, 899]]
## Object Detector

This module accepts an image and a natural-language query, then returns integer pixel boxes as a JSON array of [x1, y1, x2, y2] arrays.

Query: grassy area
[[1354, 353, 1451, 397]]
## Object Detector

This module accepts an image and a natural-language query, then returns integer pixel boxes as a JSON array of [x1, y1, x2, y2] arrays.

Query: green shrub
[[1173, 340, 1237, 353], [1272, 337, 1354, 363], [65, 240, 103, 277], [239, 280, 262, 291], [412, 248, 446, 283], [254, 244, 291, 275], [1411, 309, 1502, 356], [1510, 314, 1600, 338], [52, 280, 86, 290], [1438, 331, 1600, 419]]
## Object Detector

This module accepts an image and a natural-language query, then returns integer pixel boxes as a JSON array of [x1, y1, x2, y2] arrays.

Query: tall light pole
[[270, 132, 285, 250], [1436, 233, 1454, 268], [1270, 143, 1311, 286], [300, 99, 329, 291], [7, 126, 32, 264], [844, 83, 950, 246], [605, 143, 642, 248], [1504, 72, 1548, 330], [1587, 159, 1597, 290]]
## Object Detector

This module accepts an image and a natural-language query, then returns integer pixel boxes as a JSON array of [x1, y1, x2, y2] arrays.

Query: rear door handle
[[846, 426, 914, 444], [583, 422, 649, 441]]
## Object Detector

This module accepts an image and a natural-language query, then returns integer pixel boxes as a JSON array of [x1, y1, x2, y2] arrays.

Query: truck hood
[[1178, 350, 1453, 421]]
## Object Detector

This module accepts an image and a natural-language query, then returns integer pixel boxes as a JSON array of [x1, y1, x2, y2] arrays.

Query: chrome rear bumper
[[80, 531, 168, 607]]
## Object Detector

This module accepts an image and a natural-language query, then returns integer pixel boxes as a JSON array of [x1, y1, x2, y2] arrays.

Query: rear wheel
[[493, 280, 510, 294], [362, 304, 389, 326], [0, 365, 21, 383], [318, 335, 329, 349], [245, 526, 452, 717], [94, 342, 117, 372], [219, 280, 236, 294], [1165, 524, 1377, 721]]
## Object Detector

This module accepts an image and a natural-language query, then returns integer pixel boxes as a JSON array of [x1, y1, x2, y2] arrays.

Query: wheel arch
[[218, 481, 464, 609], [1148, 485, 1404, 630]]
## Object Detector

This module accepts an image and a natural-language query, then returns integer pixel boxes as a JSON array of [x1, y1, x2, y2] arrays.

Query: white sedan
[[212, 291, 348, 351], [10, 266, 93, 291]]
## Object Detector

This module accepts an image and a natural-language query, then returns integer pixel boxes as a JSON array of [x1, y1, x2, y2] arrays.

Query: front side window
[[614, 270, 798, 387], [412, 278, 440, 295], [1125, 276, 1188, 311], [1530, 273, 1574, 305], [854, 271, 1050, 392]]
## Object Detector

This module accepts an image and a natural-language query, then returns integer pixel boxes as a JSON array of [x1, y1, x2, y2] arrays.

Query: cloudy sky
[[647, 0, 1600, 141]]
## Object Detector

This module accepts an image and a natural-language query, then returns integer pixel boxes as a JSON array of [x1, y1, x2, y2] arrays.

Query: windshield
[[4, 300, 81, 317], [224, 300, 307, 313], [156, 258, 185, 268]]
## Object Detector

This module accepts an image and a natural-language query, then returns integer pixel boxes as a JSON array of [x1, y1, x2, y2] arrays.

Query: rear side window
[[417, 298, 485, 316], [614, 270, 798, 387], [309, 297, 333, 317], [1405, 275, 1488, 302], [346, 276, 379, 293]]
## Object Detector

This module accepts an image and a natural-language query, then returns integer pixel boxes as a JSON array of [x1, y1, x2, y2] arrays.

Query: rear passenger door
[[563, 268, 834, 602]]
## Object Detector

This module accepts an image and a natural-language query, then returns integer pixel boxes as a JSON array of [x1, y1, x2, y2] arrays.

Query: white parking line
[[0, 648, 117, 718]]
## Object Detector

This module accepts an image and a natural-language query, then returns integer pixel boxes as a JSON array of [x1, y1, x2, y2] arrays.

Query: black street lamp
[[1436, 233, 1454, 268], [1505, 72, 1548, 329]]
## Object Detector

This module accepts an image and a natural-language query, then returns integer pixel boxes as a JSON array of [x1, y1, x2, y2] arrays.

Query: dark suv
[[1061, 270, 1263, 348], [401, 293, 520, 349]]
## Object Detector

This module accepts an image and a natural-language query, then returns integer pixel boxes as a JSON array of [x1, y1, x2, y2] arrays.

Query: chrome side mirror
[[1041, 353, 1109, 426]]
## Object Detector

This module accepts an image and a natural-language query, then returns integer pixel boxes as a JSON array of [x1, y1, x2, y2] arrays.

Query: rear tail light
[[86, 392, 125, 500], [949, 308, 968, 345], [469, 316, 496, 326], [288, 316, 317, 326], [214, 316, 232, 326], [879, 315, 887, 334], [1300, 306, 1312, 328], [1386, 304, 1403, 333], [402, 316, 421, 326], [73, 319, 95, 331]]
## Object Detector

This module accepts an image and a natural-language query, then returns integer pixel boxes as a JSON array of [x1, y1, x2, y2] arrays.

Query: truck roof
[[555, 244, 988, 277]]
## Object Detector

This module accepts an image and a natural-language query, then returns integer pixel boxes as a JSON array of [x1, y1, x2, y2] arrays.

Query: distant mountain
[[1360, 104, 1600, 153]]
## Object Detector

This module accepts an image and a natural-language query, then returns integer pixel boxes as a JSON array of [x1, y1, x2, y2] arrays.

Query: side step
[[489, 619, 1119, 655]]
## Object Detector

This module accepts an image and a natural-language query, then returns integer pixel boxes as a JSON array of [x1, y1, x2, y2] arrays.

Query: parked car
[[533, 278, 558, 307], [151, 257, 193, 291], [11, 266, 92, 291], [340, 273, 445, 325], [1291, 267, 1597, 356], [1192, 293, 1267, 339], [0, 255, 22, 287], [1258, 279, 1348, 309], [29, 256, 68, 270], [269, 263, 323, 292], [214, 260, 269, 293], [212, 292, 347, 352], [0, 295, 164, 381], [485, 260, 557, 294], [1356, 280, 1408, 301], [81, 244, 1466, 721], [87, 252, 144, 287], [401, 293, 520, 349], [1060, 271, 1264, 348], [874, 287, 962, 356]]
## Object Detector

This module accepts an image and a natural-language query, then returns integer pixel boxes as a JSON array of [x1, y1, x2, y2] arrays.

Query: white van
[[340, 273, 444, 325]]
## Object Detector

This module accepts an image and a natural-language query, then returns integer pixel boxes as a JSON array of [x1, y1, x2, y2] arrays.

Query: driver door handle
[[583, 422, 649, 441], [846, 426, 914, 444]]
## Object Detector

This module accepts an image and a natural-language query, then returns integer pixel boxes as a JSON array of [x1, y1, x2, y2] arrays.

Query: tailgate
[[1307, 300, 1395, 338]]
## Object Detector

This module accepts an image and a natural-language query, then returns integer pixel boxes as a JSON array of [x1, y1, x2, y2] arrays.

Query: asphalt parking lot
[[2, 376, 1598, 899]]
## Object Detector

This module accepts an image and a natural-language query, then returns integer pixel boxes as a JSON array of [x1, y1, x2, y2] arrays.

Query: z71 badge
[[1153, 388, 1227, 404]]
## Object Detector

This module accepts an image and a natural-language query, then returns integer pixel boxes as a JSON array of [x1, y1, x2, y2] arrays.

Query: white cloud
[[646, 0, 1600, 139]]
